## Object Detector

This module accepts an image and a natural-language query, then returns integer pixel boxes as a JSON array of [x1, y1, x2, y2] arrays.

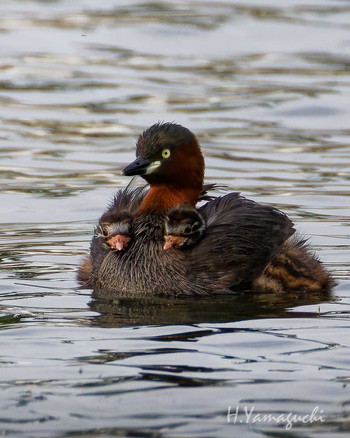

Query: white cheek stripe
[[145, 160, 161, 174]]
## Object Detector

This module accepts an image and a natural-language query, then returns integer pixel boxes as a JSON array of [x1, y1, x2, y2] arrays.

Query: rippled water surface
[[1, 1, 350, 436]]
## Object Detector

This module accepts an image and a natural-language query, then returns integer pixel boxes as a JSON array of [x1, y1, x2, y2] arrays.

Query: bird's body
[[78, 122, 333, 297]]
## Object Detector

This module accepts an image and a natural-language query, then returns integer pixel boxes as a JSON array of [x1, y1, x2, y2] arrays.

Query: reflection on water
[[90, 291, 334, 327], [0, 0, 349, 436]]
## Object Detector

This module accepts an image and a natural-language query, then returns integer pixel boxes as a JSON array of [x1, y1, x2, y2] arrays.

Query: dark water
[[1, 1, 350, 436]]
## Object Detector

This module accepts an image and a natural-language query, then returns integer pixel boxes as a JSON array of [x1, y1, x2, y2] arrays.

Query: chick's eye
[[192, 221, 200, 231], [101, 226, 109, 237], [162, 149, 171, 159], [184, 225, 192, 234]]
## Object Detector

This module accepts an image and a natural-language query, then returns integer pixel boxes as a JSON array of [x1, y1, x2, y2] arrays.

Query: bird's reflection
[[89, 289, 334, 327]]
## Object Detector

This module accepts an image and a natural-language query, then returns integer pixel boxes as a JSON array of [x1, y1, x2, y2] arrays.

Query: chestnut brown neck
[[138, 184, 202, 213]]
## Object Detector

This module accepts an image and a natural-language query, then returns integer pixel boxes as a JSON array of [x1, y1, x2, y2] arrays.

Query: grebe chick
[[98, 210, 133, 251], [77, 183, 145, 286], [164, 205, 205, 250]]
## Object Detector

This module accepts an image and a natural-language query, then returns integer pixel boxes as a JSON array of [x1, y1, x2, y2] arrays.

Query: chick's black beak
[[123, 157, 152, 176]]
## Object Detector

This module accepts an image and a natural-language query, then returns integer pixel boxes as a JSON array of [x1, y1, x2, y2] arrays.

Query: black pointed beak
[[123, 157, 152, 176]]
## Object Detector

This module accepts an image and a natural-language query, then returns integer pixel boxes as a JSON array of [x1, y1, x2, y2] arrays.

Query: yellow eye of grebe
[[162, 149, 171, 159]]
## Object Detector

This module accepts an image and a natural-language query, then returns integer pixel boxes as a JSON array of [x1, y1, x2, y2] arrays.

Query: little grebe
[[78, 122, 333, 296]]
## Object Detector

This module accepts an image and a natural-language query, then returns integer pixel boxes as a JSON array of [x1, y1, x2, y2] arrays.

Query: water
[[0, 0, 349, 436]]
